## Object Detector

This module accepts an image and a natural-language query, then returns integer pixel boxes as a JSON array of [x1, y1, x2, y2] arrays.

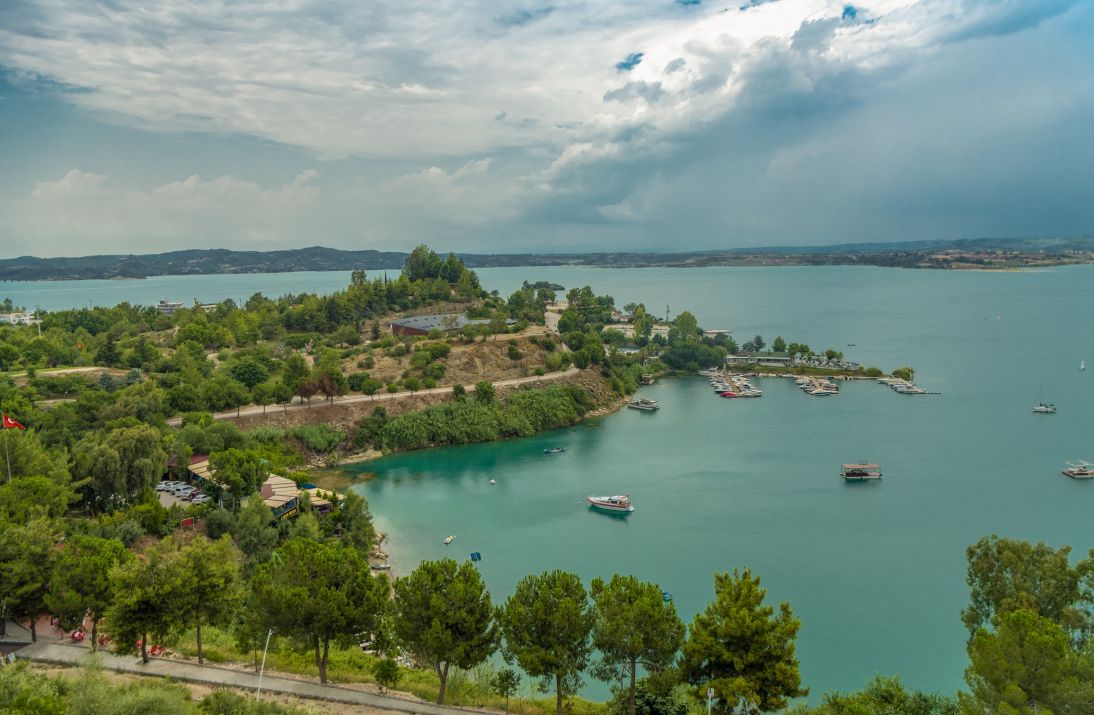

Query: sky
[[0, 0, 1092, 258]]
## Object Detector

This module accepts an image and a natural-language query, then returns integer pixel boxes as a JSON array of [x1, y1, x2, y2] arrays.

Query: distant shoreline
[[2, 238, 1093, 281]]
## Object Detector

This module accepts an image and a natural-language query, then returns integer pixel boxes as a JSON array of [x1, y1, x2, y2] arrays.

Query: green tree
[[229, 358, 269, 389], [96, 335, 119, 367], [891, 366, 915, 382], [670, 311, 700, 342], [590, 574, 685, 715], [493, 668, 522, 713], [210, 449, 269, 506], [501, 570, 594, 715], [105, 539, 186, 662], [249, 538, 389, 683], [281, 353, 309, 392], [0, 518, 58, 642], [46, 534, 133, 650], [960, 609, 1090, 715], [751, 335, 766, 352], [233, 497, 279, 568], [963, 536, 1086, 639], [79, 424, 166, 512], [474, 381, 496, 404], [394, 558, 500, 703], [323, 491, 376, 555], [772, 336, 787, 353], [173, 535, 243, 665], [0, 476, 74, 522], [374, 657, 401, 694], [681, 569, 807, 713]]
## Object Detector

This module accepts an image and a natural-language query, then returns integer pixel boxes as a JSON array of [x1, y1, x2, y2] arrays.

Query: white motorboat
[[1032, 403, 1056, 414], [587, 495, 635, 513], [443, 535, 455, 544], [1062, 461, 1094, 479], [627, 398, 659, 411]]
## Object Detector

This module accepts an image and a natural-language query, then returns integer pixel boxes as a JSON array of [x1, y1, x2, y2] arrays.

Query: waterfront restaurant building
[[725, 351, 793, 367]]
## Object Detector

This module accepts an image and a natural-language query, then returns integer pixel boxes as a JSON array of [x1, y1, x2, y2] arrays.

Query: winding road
[[166, 367, 581, 426]]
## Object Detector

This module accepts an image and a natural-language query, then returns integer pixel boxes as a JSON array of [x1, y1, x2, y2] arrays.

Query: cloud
[[1, 0, 1092, 255], [604, 81, 665, 104]]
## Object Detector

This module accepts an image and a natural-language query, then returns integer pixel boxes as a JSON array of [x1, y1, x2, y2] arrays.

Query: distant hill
[[2, 237, 1093, 281]]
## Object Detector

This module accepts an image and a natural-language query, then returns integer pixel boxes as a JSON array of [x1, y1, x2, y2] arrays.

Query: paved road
[[167, 367, 581, 426], [16, 641, 493, 715]]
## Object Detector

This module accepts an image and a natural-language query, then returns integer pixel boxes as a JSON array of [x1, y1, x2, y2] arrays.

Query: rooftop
[[391, 313, 515, 332]]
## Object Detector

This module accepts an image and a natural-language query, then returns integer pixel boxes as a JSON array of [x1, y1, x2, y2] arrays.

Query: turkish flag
[[2, 414, 26, 430]]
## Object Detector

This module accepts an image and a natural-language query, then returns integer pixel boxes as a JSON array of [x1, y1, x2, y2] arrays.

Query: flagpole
[[1, 400, 11, 483]]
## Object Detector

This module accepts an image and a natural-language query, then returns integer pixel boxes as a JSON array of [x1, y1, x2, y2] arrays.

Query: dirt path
[[166, 367, 581, 426], [17, 641, 496, 715]]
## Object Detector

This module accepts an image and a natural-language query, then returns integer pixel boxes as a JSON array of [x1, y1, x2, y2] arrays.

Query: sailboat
[[1081, 360, 1087, 373], [1032, 386, 1056, 414]]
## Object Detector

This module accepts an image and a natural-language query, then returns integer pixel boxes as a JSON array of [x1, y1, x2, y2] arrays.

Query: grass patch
[[171, 626, 609, 715]]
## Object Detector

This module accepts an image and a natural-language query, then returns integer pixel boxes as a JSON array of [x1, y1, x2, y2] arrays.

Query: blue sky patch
[[615, 53, 645, 71]]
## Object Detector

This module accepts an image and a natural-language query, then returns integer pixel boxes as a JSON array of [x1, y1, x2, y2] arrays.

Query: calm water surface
[[342, 265, 1094, 701], [11, 264, 1094, 699]]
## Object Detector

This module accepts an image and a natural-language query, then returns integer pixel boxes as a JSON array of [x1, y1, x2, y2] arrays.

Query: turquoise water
[[338, 265, 1094, 701], [10, 264, 1094, 699]]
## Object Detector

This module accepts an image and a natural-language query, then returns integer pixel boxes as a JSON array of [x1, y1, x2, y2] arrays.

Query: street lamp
[[256, 629, 274, 701]]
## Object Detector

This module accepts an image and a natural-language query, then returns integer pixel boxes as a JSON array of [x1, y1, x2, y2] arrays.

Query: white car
[[190, 494, 212, 505], [173, 484, 196, 497], [156, 481, 181, 492]]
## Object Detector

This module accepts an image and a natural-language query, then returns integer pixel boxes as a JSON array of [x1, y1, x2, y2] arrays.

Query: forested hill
[[3, 236, 1094, 280]]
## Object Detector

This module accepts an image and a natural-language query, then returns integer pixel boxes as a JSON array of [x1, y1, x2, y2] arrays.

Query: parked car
[[190, 494, 212, 505], [174, 486, 196, 498], [169, 482, 192, 494], [156, 481, 181, 492]]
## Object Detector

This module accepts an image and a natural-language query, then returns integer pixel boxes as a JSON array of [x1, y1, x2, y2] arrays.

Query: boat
[[1032, 403, 1056, 414], [370, 563, 392, 571], [627, 398, 660, 411], [1062, 461, 1094, 479], [544, 447, 565, 454], [489, 479, 496, 485], [587, 495, 635, 513], [841, 463, 882, 480], [719, 391, 739, 398], [443, 535, 455, 544], [1082, 360, 1087, 372], [808, 388, 834, 396]]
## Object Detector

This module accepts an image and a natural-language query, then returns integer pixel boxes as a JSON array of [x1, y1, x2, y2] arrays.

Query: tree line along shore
[[4, 246, 1078, 714]]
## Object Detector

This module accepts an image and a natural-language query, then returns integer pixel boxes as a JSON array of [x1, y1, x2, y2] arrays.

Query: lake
[[340, 264, 1094, 701], [11, 263, 1094, 700]]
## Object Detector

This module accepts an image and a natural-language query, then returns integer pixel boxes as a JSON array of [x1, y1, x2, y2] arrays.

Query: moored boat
[[841, 463, 882, 480], [1062, 461, 1094, 479], [587, 495, 635, 513], [627, 398, 659, 411]]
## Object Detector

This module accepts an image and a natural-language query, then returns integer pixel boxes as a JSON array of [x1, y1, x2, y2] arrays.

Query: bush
[[288, 424, 346, 453], [205, 508, 236, 539], [381, 384, 588, 451]]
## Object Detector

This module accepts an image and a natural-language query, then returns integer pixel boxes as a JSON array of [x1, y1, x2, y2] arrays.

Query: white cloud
[[0, 0, 1090, 254]]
